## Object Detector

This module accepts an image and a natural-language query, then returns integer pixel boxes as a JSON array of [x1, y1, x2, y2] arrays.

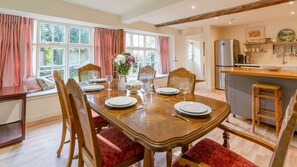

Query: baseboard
[[27, 115, 61, 129], [26, 110, 61, 123]]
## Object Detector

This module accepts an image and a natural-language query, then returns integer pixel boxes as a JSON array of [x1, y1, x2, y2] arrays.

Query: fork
[[171, 113, 193, 123]]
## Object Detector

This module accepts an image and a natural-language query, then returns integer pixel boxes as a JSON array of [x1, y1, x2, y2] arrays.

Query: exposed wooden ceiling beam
[[155, 0, 295, 27]]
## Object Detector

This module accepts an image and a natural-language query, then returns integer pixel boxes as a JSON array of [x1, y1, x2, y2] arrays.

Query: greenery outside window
[[34, 21, 93, 81], [125, 32, 159, 76]]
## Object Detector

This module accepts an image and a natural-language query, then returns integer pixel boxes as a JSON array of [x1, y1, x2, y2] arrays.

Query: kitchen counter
[[222, 67, 297, 79], [221, 67, 297, 130], [235, 63, 297, 67], [235, 64, 297, 71]]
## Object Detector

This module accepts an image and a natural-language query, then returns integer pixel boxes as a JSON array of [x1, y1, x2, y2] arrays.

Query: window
[[125, 32, 159, 76], [34, 21, 93, 81], [187, 42, 194, 60]]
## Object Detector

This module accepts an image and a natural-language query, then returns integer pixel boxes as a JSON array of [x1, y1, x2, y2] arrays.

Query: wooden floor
[[0, 82, 296, 167]]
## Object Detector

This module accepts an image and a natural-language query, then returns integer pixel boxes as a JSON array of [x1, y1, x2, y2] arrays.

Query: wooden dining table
[[85, 81, 231, 167]]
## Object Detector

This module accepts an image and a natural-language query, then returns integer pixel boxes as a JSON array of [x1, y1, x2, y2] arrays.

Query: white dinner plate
[[174, 101, 212, 116], [89, 78, 106, 83], [179, 102, 208, 114], [82, 85, 104, 92], [156, 87, 180, 95], [105, 96, 137, 108]]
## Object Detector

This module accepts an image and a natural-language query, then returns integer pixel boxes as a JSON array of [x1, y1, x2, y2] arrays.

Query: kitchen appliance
[[238, 54, 244, 64], [245, 55, 250, 64], [215, 39, 240, 90]]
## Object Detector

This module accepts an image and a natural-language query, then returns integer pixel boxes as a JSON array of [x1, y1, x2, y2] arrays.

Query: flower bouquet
[[113, 52, 135, 90], [113, 52, 135, 75]]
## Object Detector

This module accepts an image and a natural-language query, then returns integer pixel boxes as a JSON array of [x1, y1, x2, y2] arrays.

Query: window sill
[[27, 88, 57, 100]]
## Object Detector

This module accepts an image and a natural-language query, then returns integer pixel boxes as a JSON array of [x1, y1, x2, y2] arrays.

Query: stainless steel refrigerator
[[215, 39, 240, 90]]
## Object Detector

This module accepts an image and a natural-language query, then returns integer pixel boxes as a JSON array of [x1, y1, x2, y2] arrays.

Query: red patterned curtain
[[0, 14, 33, 88], [94, 28, 124, 77], [158, 36, 170, 74]]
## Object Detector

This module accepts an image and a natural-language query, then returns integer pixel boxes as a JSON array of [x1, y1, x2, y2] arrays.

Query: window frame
[[125, 32, 160, 76], [34, 20, 94, 80]]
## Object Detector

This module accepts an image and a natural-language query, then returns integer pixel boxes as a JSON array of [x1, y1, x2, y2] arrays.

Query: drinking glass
[[180, 81, 189, 101], [106, 75, 113, 90], [140, 82, 149, 105], [91, 70, 98, 84], [147, 74, 154, 94]]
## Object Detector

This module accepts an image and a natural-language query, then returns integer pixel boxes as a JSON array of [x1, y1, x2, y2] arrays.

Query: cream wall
[[205, 26, 221, 90], [220, 17, 297, 65], [0, 0, 190, 123], [0, 0, 188, 74]]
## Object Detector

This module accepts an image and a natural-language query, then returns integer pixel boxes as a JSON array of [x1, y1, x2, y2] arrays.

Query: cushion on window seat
[[23, 76, 43, 93], [97, 126, 144, 167], [37, 77, 55, 90], [173, 138, 258, 167]]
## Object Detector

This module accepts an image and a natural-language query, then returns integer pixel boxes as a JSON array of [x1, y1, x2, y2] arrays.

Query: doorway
[[187, 40, 205, 80]]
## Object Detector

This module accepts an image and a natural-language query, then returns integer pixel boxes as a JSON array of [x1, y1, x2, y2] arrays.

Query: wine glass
[[91, 70, 98, 84], [106, 75, 113, 90], [180, 81, 189, 101], [140, 82, 149, 105], [147, 74, 154, 94]]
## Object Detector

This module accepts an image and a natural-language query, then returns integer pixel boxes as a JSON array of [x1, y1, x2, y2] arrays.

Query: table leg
[[143, 148, 154, 167], [166, 151, 172, 167]]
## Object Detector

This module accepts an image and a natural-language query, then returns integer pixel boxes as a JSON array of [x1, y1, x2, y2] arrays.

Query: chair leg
[[252, 88, 256, 133], [166, 151, 172, 167], [78, 154, 84, 167], [57, 122, 67, 157], [223, 130, 230, 148], [66, 130, 76, 167], [181, 145, 188, 153], [279, 90, 283, 123], [256, 90, 261, 127], [275, 91, 280, 136]]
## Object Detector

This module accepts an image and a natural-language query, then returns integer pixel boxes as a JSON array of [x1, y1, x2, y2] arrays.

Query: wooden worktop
[[221, 67, 297, 80]]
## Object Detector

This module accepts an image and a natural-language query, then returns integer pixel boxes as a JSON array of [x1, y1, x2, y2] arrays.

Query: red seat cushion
[[97, 126, 144, 167], [173, 138, 258, 167], [91, 109, 107, 125]]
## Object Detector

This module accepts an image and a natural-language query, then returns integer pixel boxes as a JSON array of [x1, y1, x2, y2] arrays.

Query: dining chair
[[66, 78, 144, 167], [167, 67, 196, 94], [137, 65, 156, 80], [173, 90, 297, 167], [53, 71, 108, 167], [78, 63, 101, 82]]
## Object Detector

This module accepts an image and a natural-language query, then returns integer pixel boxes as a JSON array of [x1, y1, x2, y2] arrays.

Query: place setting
[[81, 84, 105, 92], [105, 96, 138, 109], [174, 101, 212, 117], [155, 87, 180, 95]]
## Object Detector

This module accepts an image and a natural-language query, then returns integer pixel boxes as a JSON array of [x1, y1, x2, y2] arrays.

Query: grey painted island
[[222, 67, 297, 129]]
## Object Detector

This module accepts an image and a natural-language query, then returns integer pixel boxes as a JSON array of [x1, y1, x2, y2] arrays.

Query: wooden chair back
[[53, 71, 74, 127], [66, 78, 102, 167], [167, 67, 196, 94], [78, 64, 101, 82], [270, 90, 297, 167], [137, 65, 156, 80]]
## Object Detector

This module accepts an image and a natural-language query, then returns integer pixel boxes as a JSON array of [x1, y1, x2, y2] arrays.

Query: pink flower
[[126, 55, 135, 64]]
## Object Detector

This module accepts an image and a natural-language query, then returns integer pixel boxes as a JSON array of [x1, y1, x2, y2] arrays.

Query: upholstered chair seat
[[173, 138, 257, 167], [97, 126, 144, 167]]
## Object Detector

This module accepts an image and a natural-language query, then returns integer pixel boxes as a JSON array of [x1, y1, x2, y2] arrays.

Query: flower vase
[[118, 74, 127, 90]]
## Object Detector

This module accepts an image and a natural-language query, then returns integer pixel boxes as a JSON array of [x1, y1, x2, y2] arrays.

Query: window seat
[[27, 88, 57, 100], [25, 88, 61, 123]]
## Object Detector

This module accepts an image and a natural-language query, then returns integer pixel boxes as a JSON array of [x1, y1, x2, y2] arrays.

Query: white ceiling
[[61, 0, 297, 29]]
